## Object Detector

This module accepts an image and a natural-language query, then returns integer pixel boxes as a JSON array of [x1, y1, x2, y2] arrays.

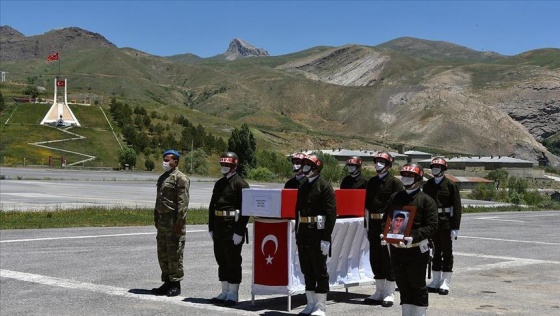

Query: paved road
[[0, 167, 507, 211], [1, 211, 559, 315]]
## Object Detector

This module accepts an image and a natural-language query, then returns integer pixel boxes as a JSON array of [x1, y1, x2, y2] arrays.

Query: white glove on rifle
[[232, 233, 243, 245], [451, 230, 459, 240], [380, 233, 387, 246], [320, 241, 330, 256], [399, 237, 413, 248]]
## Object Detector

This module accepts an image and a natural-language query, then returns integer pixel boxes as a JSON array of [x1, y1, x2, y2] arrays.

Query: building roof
[[404, 150, 432, 156], [419, 156, 534, 164]]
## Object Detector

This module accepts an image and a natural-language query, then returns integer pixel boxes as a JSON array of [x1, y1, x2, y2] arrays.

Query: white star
[[265, 255, 274, 264]]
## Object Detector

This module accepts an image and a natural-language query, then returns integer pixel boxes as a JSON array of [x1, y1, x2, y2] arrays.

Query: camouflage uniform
[[154, 168, 190, 282]]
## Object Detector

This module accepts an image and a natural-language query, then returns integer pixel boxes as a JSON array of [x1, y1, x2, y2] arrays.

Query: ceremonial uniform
[[295, 154, 336, 316], [423, 170, 462, 295], [285, 174, 307, 189], [363, 151, 403, 306], [208, 152, 249, 306], [340, 173, 368, 189]]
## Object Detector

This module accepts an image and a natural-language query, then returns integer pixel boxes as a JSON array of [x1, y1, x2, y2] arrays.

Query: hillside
[[0, 26, 559, 168]]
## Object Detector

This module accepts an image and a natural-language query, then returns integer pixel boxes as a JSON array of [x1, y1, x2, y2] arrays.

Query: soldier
[[423, 157, 462, 295], [340, 156, 368, 189], [208, 152, 250, 306], [295, 154, 337, 316], [363, 151, 404, 307], [384, 163, 438, 316], [285, 152, 308, 189], [151, 149, 190, 297]]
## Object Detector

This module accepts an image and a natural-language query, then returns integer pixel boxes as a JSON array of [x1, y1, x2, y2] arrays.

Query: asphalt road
[[1, 167, 559, 315]]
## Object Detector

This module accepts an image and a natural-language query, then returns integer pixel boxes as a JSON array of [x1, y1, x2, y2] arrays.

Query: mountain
[[0, 26, 559, 167]]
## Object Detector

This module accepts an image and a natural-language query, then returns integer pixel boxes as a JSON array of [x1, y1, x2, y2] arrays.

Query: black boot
[[166, 281, 181, 297], [151, 281, 170, 295]]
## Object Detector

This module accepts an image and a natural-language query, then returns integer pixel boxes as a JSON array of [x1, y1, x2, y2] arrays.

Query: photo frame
[[383, 205, 417, 244]]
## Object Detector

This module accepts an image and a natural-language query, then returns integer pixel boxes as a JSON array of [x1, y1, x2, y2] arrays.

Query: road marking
[[459, 235, 560, 246], [474, 216, 526, 223], [0, 230, 207, 243], [0, 269, 255, 315], [454, 251, 560, 273]]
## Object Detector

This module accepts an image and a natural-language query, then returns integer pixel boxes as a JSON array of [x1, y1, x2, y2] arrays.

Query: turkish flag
[[56, 80, 65, 87], [253, 220, 289, 286], [47, 52, 59, 61]]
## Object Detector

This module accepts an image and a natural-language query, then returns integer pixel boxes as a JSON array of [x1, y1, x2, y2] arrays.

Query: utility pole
[[190, 140, 194, 174]]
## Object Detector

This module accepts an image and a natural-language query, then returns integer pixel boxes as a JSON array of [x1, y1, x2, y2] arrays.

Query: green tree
[[144, 157, 155, 171], [256, 149, 292, 180], [183, 148, 209, 175], [119, 147, 137, 169], [486, 169, 509, 189], [316, 152, 345, 183], [227, 123, 257, 177]]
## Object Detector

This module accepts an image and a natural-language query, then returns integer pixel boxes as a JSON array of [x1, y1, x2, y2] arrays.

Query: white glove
[[399, 237, 413, 248], [451, 230, 459, 240], [232, 233, 243, 245], [380, 234, 387, 246], [209, 231, 213, 239], [320, 241, 330, 256]]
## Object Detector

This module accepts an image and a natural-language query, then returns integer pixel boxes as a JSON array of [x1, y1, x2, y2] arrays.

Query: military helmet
[[303, 154, 323, 172], [219, 152, 239, 165], [374, 151, 394, 166], [430, 157, 448, 171], [346, 156, 362, 166], [400, 163, 424, 179], [291, 152, 307, 163]]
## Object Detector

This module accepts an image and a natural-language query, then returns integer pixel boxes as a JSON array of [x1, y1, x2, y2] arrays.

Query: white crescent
[[261, 234, 278, 255]]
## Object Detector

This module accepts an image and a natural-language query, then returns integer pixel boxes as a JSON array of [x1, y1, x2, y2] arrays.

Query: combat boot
[[151, 281, 171, 295], [427, 270, 441, 293], [210, 281, 229, 304], [381, 280, 395, 307], [224, 283, 239, 306], [310, 293, 327, 316], [364, 279, 384, 305], [298, 291, 316, 315], [438, 272, 452, 295], [166, 281, 181, 296]]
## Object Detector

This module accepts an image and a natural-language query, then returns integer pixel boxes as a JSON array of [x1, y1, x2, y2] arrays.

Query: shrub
[[248, 167, 275, 181]]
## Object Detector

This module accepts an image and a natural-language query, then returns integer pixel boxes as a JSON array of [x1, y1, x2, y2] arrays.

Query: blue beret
[[162, 149, 180, 158]]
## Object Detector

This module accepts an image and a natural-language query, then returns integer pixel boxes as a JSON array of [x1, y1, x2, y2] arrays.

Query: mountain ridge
[[1, 25, 559, 166]]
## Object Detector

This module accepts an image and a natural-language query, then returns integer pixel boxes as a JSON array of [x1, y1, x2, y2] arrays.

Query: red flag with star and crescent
[[253, 220, 289, 286], [47, 52, 59, 61]]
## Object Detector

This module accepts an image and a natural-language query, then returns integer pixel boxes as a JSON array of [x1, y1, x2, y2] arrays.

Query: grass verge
[[1, 205, 556, 230], [0, 207, 210, 230]]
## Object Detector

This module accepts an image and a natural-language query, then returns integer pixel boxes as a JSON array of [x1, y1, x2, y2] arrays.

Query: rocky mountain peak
[[0, 25, 25, 40], [223, 38, 269, 61]]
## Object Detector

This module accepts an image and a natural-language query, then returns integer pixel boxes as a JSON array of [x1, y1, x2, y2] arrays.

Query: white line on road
[[0, 230, 207, 243], [0, 269, 255, 315], [474, 216, 526, 223], [459, 235, 560, 246], [454, 251, 560, 273]]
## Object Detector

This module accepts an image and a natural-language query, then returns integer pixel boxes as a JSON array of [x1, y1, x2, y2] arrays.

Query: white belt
[[438, 207, 453, 213]]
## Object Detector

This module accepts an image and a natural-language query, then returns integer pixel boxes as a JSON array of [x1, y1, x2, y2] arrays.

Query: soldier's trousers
[[368, 220, 394, 280], [297, 243, 329, 294], [432, 226, 453, 272], [156, 230, 185, 282], [391, 246, 430, 307]]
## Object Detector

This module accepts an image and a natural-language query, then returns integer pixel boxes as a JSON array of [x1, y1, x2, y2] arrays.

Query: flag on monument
[[56, 80, 65, 87], [47, 52, 59, 61]]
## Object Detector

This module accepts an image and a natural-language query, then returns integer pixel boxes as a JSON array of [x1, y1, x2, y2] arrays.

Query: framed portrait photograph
[[383, 206, 417, 244]]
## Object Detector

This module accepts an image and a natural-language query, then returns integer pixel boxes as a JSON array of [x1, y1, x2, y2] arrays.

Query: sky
[[1, 1, 559, 58]]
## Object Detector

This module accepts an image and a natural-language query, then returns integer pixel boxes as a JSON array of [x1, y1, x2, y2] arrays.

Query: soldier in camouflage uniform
[[151, 149, 190, 297]]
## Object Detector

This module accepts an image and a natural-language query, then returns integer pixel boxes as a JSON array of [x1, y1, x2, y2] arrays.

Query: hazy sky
[[1, 1, 558, 57]]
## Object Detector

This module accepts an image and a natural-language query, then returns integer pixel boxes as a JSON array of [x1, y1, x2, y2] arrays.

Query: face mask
[[302, 165, 312, 174], [347, 166, 357, 174], [431, 168, 442, 176], [292, 164, 302, 172], [401, 176, 415, 187], [162, 161, 172, 172], [220, 166, 231, 175], [375, 162, 386, 171]]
